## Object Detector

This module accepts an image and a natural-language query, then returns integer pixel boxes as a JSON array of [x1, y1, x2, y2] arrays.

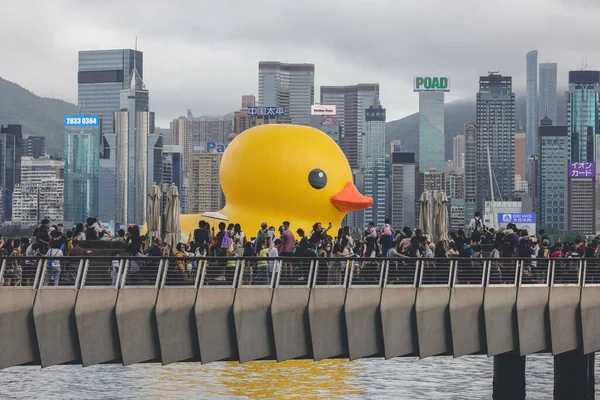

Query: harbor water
[[0, 354, 591, 399]]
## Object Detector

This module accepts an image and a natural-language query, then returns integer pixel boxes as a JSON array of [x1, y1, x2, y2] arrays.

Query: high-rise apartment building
[[108, 67, 162, 225], [21, 156, 63, 184], [390, 152, 416, 229], [446, 172, 465, 200], [390, 140, 402, 153], [452, 134, 465, 172], [170, 116, 186, 147], [78, 49, 143, 140], [463, 122, 478, 222], [526, 51, 538, 160], [0, 124, 22, 221], [12, 179, 63, 226], [258, 61, 314, 125], [187, 152, 224, 214], [21, 135, 45, 158], [539, 126, 568, 231], [64, 117, 100, 224], [539, 62, 557, 125], [476, 74, 515, 212], [362, 103, 387, 226], [417, 91, 445, 173], [320, 84, 379, 170]]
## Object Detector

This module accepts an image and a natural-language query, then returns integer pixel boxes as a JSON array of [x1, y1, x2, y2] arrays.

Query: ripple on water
[[0, 354, 589, 399]]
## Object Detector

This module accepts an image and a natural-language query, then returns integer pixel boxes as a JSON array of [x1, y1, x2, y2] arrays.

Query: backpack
[[474, 218, 484, 233], [86, 226, 98, 240], [221, 231, 233, 248], [518, 239, 533, 257]]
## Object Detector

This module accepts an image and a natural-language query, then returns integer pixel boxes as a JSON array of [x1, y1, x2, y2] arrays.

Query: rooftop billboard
[[413, 76, 450, 92]]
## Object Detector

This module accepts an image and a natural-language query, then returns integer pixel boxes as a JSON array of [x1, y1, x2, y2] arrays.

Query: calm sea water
[[0, 354, 588, 399]]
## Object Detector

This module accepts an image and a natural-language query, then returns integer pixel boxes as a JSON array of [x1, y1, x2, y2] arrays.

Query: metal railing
[[0, 256, 593, 290]]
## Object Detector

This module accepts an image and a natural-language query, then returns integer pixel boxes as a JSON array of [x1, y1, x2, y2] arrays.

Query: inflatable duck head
[[211, 124, 373, 236]]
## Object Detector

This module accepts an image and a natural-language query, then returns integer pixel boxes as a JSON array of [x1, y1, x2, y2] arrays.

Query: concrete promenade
[[0, 256, 597, 374]]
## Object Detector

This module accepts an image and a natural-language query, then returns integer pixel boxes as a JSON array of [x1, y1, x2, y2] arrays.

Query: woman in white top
[[233, 224, 247, 257]]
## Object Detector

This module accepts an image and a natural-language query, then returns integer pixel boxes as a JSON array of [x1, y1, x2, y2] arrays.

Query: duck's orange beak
[[330, 182, 373, 212]]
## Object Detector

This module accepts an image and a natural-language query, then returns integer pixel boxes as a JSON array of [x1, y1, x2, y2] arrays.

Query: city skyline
[[1, 0, 598, 126]]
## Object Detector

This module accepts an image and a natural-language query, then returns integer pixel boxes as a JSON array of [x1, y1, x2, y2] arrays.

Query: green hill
[[0, 77, 78, 156]]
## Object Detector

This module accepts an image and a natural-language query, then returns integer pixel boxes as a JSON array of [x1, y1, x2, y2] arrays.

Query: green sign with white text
[[413, 76, 450, 92]]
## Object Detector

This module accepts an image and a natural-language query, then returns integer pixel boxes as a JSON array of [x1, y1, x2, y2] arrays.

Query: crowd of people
[[1, 211, 599, 287]]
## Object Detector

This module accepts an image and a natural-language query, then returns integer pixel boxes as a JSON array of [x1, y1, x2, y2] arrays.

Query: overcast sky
[[1, 0, 599, 127]]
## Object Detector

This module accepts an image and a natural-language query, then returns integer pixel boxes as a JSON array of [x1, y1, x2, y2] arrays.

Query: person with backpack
[[469, 212, 485, 243], [45, 241, 64, 286]]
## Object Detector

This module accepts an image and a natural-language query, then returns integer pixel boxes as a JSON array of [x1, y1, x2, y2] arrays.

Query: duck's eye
[[308, 169, 327, 189]]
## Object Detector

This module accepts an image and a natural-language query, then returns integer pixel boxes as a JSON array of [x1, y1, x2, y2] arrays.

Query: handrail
[[0, 255, 591, 289]]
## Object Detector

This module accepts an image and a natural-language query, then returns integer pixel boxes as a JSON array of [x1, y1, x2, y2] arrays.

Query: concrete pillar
[[588, 352, 595, 400], [553, 351, 593, 400], [493, 354, 525, 400]]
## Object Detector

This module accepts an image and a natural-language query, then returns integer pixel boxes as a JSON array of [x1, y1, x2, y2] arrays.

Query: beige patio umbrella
[[163, 185, 181, 252], [146, 184, 162, 249], [436, 191, 449, 242], [419, 190, 432, 239]]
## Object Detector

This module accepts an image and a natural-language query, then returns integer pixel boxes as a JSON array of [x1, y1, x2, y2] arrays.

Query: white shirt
[[267, 247, 279, 272], [46, 248, 63, 267]]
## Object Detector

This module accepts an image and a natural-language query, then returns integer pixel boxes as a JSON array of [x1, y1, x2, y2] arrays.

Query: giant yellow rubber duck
[[179, 124, 373, 238]]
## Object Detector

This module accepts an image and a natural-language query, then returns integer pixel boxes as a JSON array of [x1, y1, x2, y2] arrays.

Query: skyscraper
[[452, 134, 465, 171], [539, 126, 568, 230], [63, 116, 100, 224], [476, 74, 515, 212], [362, 103, 387, 226], [258, 61, 314, 125], [417, 91, 445, 172], [567, 70, 599, 232], [464, 122, 477, 222], [0, 124, 22, 221], [526, 51, 538, 160], [567, 71, 600, 162], [390, 152, 416, 229], [110, 66, 162, 225], [539, 62, 558, 125], [320, 84, 379, 170], [78, 49, 143, 140]]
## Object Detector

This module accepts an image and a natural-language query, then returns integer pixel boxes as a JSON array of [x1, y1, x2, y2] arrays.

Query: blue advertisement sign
[[247, 107, 285, 117], [206, 142, 227, 153], [64, 116, 99, 127], [497, 213, 536, 224]]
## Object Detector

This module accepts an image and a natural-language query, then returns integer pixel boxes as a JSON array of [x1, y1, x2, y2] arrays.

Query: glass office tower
[[0, 124, 22, 221], [539, 62, 557, 125], [418, 91, 445, 173], [539, 126, 568, 230], [78, 49, 143, 140], [258, 61, 314, 125], [363, 104, 387, 226], [567, 71, 600, 163], [64, 118, 100, 224]]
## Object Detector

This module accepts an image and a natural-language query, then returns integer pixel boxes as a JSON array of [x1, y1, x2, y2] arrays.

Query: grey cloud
[[1, 0, 599, 126]]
